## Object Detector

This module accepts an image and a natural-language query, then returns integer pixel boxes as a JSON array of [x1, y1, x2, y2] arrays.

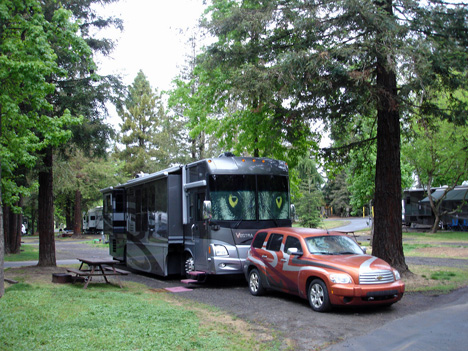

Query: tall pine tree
[[119, 70, 182, 175], [191, 0, 468, 273]]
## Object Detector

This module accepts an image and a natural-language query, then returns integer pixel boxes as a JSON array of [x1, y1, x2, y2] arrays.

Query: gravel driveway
[[46, 239, 468, 350]]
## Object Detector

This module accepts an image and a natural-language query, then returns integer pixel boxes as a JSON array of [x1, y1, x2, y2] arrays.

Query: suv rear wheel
[[249, 268, 265, 296]]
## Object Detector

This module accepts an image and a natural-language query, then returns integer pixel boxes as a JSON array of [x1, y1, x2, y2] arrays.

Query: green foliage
[[54, 150, 128, 216], [194, 0, 468, 171], [0, 1, 81, 206], [403, 118, 468, 189], [323, 171, 351, 217], [295, 157, 323, 227], [402, 117, 468, 231]]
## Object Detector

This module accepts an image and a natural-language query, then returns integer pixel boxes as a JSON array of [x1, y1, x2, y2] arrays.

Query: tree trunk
[[3, 205, 10, 254], [65, 197, 72, 230], [372, 0, 407, 273], [0, 149, 4, 298], [38, 147, 56, 267], [1, 109, 4, 297], [16, 196, 23, 251], [2, 204, 22, 254], [73, 189, 82, 236], [3, 199, 23, 255], [0, 193, 4, 298]]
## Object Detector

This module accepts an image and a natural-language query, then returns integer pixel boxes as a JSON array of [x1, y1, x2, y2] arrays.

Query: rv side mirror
[[203, 200, 212, 220], [290, 204, 296, 222]]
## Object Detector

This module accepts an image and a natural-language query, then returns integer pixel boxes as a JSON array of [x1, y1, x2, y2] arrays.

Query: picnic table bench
[[67, 258, 129, 289]]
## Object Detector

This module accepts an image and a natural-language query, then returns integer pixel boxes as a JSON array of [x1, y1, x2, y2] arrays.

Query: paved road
[[4, 259, 80, 268], [327, 217, 371, 232], [325, 287, 468, 351]]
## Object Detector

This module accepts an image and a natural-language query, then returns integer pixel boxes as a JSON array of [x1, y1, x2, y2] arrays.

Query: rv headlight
[[214, 245, 229, 256], [393, 269, 401, 281], [330, 273, 353, 284]]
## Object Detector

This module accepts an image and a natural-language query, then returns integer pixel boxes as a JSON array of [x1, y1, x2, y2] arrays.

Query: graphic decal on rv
[[127, 237, 164, 274]]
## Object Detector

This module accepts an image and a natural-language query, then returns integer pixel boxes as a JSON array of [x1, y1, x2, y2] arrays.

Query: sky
[[95, 0, 207, 127]]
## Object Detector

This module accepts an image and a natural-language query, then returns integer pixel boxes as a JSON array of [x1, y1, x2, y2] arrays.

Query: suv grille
[[359, 270, 395, 285]]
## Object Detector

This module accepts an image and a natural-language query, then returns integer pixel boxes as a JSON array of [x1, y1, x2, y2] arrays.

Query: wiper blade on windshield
[[234, 219, 243, 229], [337, 251, 357, 255]]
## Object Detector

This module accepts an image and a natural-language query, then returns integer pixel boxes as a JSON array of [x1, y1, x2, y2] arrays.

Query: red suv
[[244, 227, 405, 312]]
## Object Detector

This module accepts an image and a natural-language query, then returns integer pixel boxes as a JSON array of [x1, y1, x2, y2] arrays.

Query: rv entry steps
[[182, 270, 206, 284]]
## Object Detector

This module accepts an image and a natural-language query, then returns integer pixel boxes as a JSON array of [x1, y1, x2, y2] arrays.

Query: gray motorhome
[[101, 155, 292, 278]]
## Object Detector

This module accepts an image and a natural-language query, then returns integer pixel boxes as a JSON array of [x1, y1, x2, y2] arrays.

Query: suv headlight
[[330, 273, 353, 284], [393, 269, 401, 281], [213, 244, 229, 256]]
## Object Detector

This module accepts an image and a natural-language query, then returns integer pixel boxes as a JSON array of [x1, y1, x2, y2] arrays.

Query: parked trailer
[[404, 186, 468, 229], [101, 155, 292, 278], [83, 206, 104, 233]]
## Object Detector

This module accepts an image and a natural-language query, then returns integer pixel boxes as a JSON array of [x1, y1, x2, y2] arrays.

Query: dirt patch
[[413, 246, 468, 258], [5, 266, 69, 285]]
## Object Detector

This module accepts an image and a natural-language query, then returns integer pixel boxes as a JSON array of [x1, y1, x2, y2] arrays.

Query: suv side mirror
[[287, 247, 303, 256], [203, 200, 212, 220]]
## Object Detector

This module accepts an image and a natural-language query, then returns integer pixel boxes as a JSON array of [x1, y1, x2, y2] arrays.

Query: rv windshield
[[209, 174, 289, 221], [258, 175, 289, 220], [209, 175, 256, 220]]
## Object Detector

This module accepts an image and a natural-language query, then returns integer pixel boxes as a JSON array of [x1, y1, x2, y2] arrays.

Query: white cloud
[[96, 0, 206, 90], [93, 0, 206, 129]]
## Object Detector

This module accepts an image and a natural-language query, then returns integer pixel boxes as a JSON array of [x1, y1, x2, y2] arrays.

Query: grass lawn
[[1, 269, 277, 351], [2, 229, 467, 351], [4, 244, 39, 262]]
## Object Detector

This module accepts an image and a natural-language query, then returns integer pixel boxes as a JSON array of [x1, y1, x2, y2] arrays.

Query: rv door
[[186, 189, 209, 272]]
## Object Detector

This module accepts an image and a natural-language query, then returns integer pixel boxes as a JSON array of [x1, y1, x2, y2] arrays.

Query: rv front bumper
[[207, 256, 245, 275]]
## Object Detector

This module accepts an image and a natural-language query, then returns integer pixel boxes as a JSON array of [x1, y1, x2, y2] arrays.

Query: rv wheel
[[185, 255, 195, 277]]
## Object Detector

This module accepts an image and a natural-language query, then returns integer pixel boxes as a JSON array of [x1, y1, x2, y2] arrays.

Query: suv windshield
[[305, 235, 363, 255]]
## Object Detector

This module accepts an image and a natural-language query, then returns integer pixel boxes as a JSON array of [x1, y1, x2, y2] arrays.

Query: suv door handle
[[261, 255, 267, 258], [280, 258, 288, 262]]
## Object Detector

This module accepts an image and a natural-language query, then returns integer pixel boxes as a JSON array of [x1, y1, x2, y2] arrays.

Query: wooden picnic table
[[67, 258, 129, 289]]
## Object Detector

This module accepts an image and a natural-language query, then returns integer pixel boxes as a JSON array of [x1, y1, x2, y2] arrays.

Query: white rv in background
[[83, 206, 104, 233]]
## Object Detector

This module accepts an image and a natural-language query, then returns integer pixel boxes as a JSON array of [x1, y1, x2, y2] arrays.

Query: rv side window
[[252, 232, 267, 248], [115, 193, 124, 212]]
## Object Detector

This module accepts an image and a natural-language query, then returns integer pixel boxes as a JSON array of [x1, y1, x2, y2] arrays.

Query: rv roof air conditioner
[[218, 152, 235, 158]]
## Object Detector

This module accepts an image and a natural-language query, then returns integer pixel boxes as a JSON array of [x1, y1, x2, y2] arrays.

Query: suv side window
[[266, 233, 284, 251], [252, 232, 268, 248], [284, 236, 302, 253]]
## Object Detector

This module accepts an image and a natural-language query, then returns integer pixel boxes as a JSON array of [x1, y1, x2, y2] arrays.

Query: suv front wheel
[[308, 279, 331, 312]]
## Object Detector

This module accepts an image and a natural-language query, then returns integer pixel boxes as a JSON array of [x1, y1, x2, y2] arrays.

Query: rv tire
[[185, 254, 195, 278]]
